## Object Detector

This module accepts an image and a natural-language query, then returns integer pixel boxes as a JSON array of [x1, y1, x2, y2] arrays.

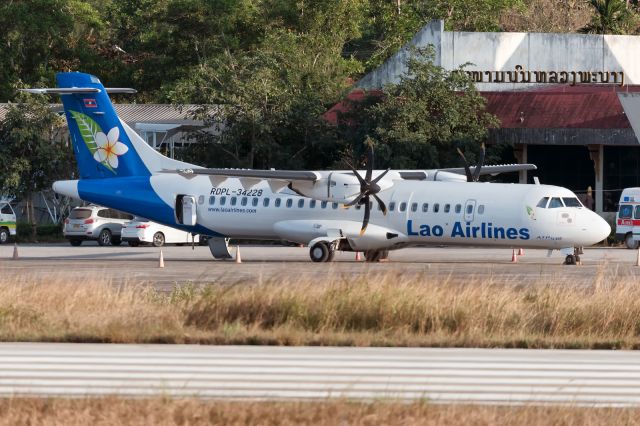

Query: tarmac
[[1, 243, 638, 290]]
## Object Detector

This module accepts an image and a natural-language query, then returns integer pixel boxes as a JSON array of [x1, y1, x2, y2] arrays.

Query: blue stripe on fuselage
[[77, 177, 222, 237]]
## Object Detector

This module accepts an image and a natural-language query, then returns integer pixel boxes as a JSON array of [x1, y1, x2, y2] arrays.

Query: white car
[[63, 205, 133, 246], [121, 217, 199, 247]]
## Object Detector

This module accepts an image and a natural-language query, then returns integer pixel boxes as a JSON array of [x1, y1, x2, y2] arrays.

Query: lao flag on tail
[[83, 98, 98, 108]]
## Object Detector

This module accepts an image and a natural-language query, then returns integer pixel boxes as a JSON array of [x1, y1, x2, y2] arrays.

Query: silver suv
[[63, 205, 133, 246]]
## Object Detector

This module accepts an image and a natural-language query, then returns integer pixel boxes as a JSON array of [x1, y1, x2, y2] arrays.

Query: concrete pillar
[[588, 144, 604, 214], [512, 144, 528, 184]]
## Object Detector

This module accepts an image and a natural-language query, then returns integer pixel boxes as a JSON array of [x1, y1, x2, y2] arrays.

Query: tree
[[580, 0, 636, 34], [0, 93, 73, 237], [336, 47, 499, 170]]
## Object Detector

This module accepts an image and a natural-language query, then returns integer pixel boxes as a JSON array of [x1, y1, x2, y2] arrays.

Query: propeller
[[345, 144, 389, 235], [456, 143, 486, 182]]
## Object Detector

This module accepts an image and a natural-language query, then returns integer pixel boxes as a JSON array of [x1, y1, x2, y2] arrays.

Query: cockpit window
[[619, 204, 633, 219], [536, 197, 549, 208], [562, 197, 582, 208], [548, 197, 564, 208]]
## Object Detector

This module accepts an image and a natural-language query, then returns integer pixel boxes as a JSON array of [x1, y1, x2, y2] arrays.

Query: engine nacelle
[[290, 171, 397, 203]]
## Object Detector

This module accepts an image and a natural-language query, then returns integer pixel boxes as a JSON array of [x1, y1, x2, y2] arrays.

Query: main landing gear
[[309, 242, 389, 263]]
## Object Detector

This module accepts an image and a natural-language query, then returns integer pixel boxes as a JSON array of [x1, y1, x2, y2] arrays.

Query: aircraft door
[[464, 199, 476, 222], [176, 195, 197, 226]]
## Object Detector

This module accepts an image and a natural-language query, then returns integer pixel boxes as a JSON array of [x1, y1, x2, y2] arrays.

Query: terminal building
[[349, 20, 640, 218]]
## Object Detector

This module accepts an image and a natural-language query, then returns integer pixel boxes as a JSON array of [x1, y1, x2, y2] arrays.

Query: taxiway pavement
[[1, 244, 639, 290], [0, 343, 638, 405]]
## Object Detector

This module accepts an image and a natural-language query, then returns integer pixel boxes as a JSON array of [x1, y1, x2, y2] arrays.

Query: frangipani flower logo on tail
[[70, 111, 128, 174], [93, 127, 128, 169]]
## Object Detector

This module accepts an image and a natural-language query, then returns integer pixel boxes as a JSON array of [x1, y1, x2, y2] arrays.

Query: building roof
[[0, 103, 207, 126], [483, 85, 640, 129]]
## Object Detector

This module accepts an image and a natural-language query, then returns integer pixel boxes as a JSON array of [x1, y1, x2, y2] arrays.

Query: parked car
[[0, 201, 16, 244], [121, 217, 199, 247], [63, 205, 133, 246]]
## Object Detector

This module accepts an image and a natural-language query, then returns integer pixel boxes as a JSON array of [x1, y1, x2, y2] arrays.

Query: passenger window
[[310, 200, 316, 208], [252, 197, 259, 207], [478, 205, 485, 214], [537, 197, 549, 208], [635, 206, 640, 220], [220, 196, 227, 206], [548, 197, 564, 208], [98, 209, 109, 218], [298, 199, 304, 208], [619, 204, 633, 219], [562, 197, 582, 207], [411, 203, 418, 212], [286, 199, 293, 208], [209, 196, 216, 205], [231, 197, 237, 206], [241, 197, 248, 206], [444, 204, 450, 213], [466, 204, 473, 214], [455, 204, 461, 214], [434, 203, 440, 213], [321, 201, 327, 209], [198, 195, 204, 205], [399, 202, 407, 212], [275, 198, 281, 207], [263, 198, 270, 207], [422, 203, 428, 213], [332, 202, 339, 209], [389, 202, 396, 212], [122, 213, 133, 220]]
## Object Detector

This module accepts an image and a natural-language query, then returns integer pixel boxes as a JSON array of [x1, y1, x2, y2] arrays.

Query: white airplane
[[25, 72, 611, 265]]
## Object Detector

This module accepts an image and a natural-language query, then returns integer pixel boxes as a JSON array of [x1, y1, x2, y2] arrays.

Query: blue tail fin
[[57, 72, 151, 179]]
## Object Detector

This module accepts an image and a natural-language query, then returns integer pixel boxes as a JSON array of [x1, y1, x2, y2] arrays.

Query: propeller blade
[[360, 196, 371, 236], [365, 145, 374, 183], [344, 194, 365, 207], [346, 161, 367, 187], [372, 168, 390, 184], [472, 143, 486, 182], [372, 193, 387, 216], [456, 147, 473, 182]]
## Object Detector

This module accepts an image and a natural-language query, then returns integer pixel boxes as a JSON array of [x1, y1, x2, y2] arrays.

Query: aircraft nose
[[591, 212, 611, 244]]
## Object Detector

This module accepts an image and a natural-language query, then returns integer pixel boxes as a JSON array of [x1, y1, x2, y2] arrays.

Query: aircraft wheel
[[625, 233, 639, 249], [310, 242, 330, 262], [564, 254, 577, 265], [364, 250, 383, 262]]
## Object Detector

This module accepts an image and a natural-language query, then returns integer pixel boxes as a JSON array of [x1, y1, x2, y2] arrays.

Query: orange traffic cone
[[158, 249, 165, 268], [12, 243, 18, 260], [511, 249, 518, 263], [235, 246, 242, 263], [355, 252, 361, 261], [518, 248, 525, 256]]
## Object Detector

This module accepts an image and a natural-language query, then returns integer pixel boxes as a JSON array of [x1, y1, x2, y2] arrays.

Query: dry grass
[[501, 0, 592, 33], [0, 268, 640, 348], [0, 398, 638, 426]]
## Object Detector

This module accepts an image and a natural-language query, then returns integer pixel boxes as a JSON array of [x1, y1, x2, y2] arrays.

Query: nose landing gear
[[563, 246, 584, 265]]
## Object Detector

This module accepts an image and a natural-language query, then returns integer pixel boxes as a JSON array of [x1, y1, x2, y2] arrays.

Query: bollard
[[511, 249, 518, 263], [158, 249, 165, 268], [12, 243, 18, 260], [235, 246, 242, 264]]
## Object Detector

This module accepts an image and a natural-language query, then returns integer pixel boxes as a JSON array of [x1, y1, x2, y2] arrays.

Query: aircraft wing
[[166, 168, 320, 181], [440, 163, 537, 176]]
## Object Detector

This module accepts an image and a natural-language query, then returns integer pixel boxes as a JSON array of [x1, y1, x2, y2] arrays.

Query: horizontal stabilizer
[[20, 88, 136, 95], [442, 163, 537, 176]]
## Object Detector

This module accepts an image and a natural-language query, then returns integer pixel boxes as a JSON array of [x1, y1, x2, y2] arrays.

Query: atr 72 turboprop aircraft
[[25, 72, 610, 264]]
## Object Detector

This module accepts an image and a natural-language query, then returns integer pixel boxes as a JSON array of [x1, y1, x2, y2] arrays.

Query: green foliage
[[0, 93, 73, 199], [580, 0, 637, 34], [336, 47, 498, 170]]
